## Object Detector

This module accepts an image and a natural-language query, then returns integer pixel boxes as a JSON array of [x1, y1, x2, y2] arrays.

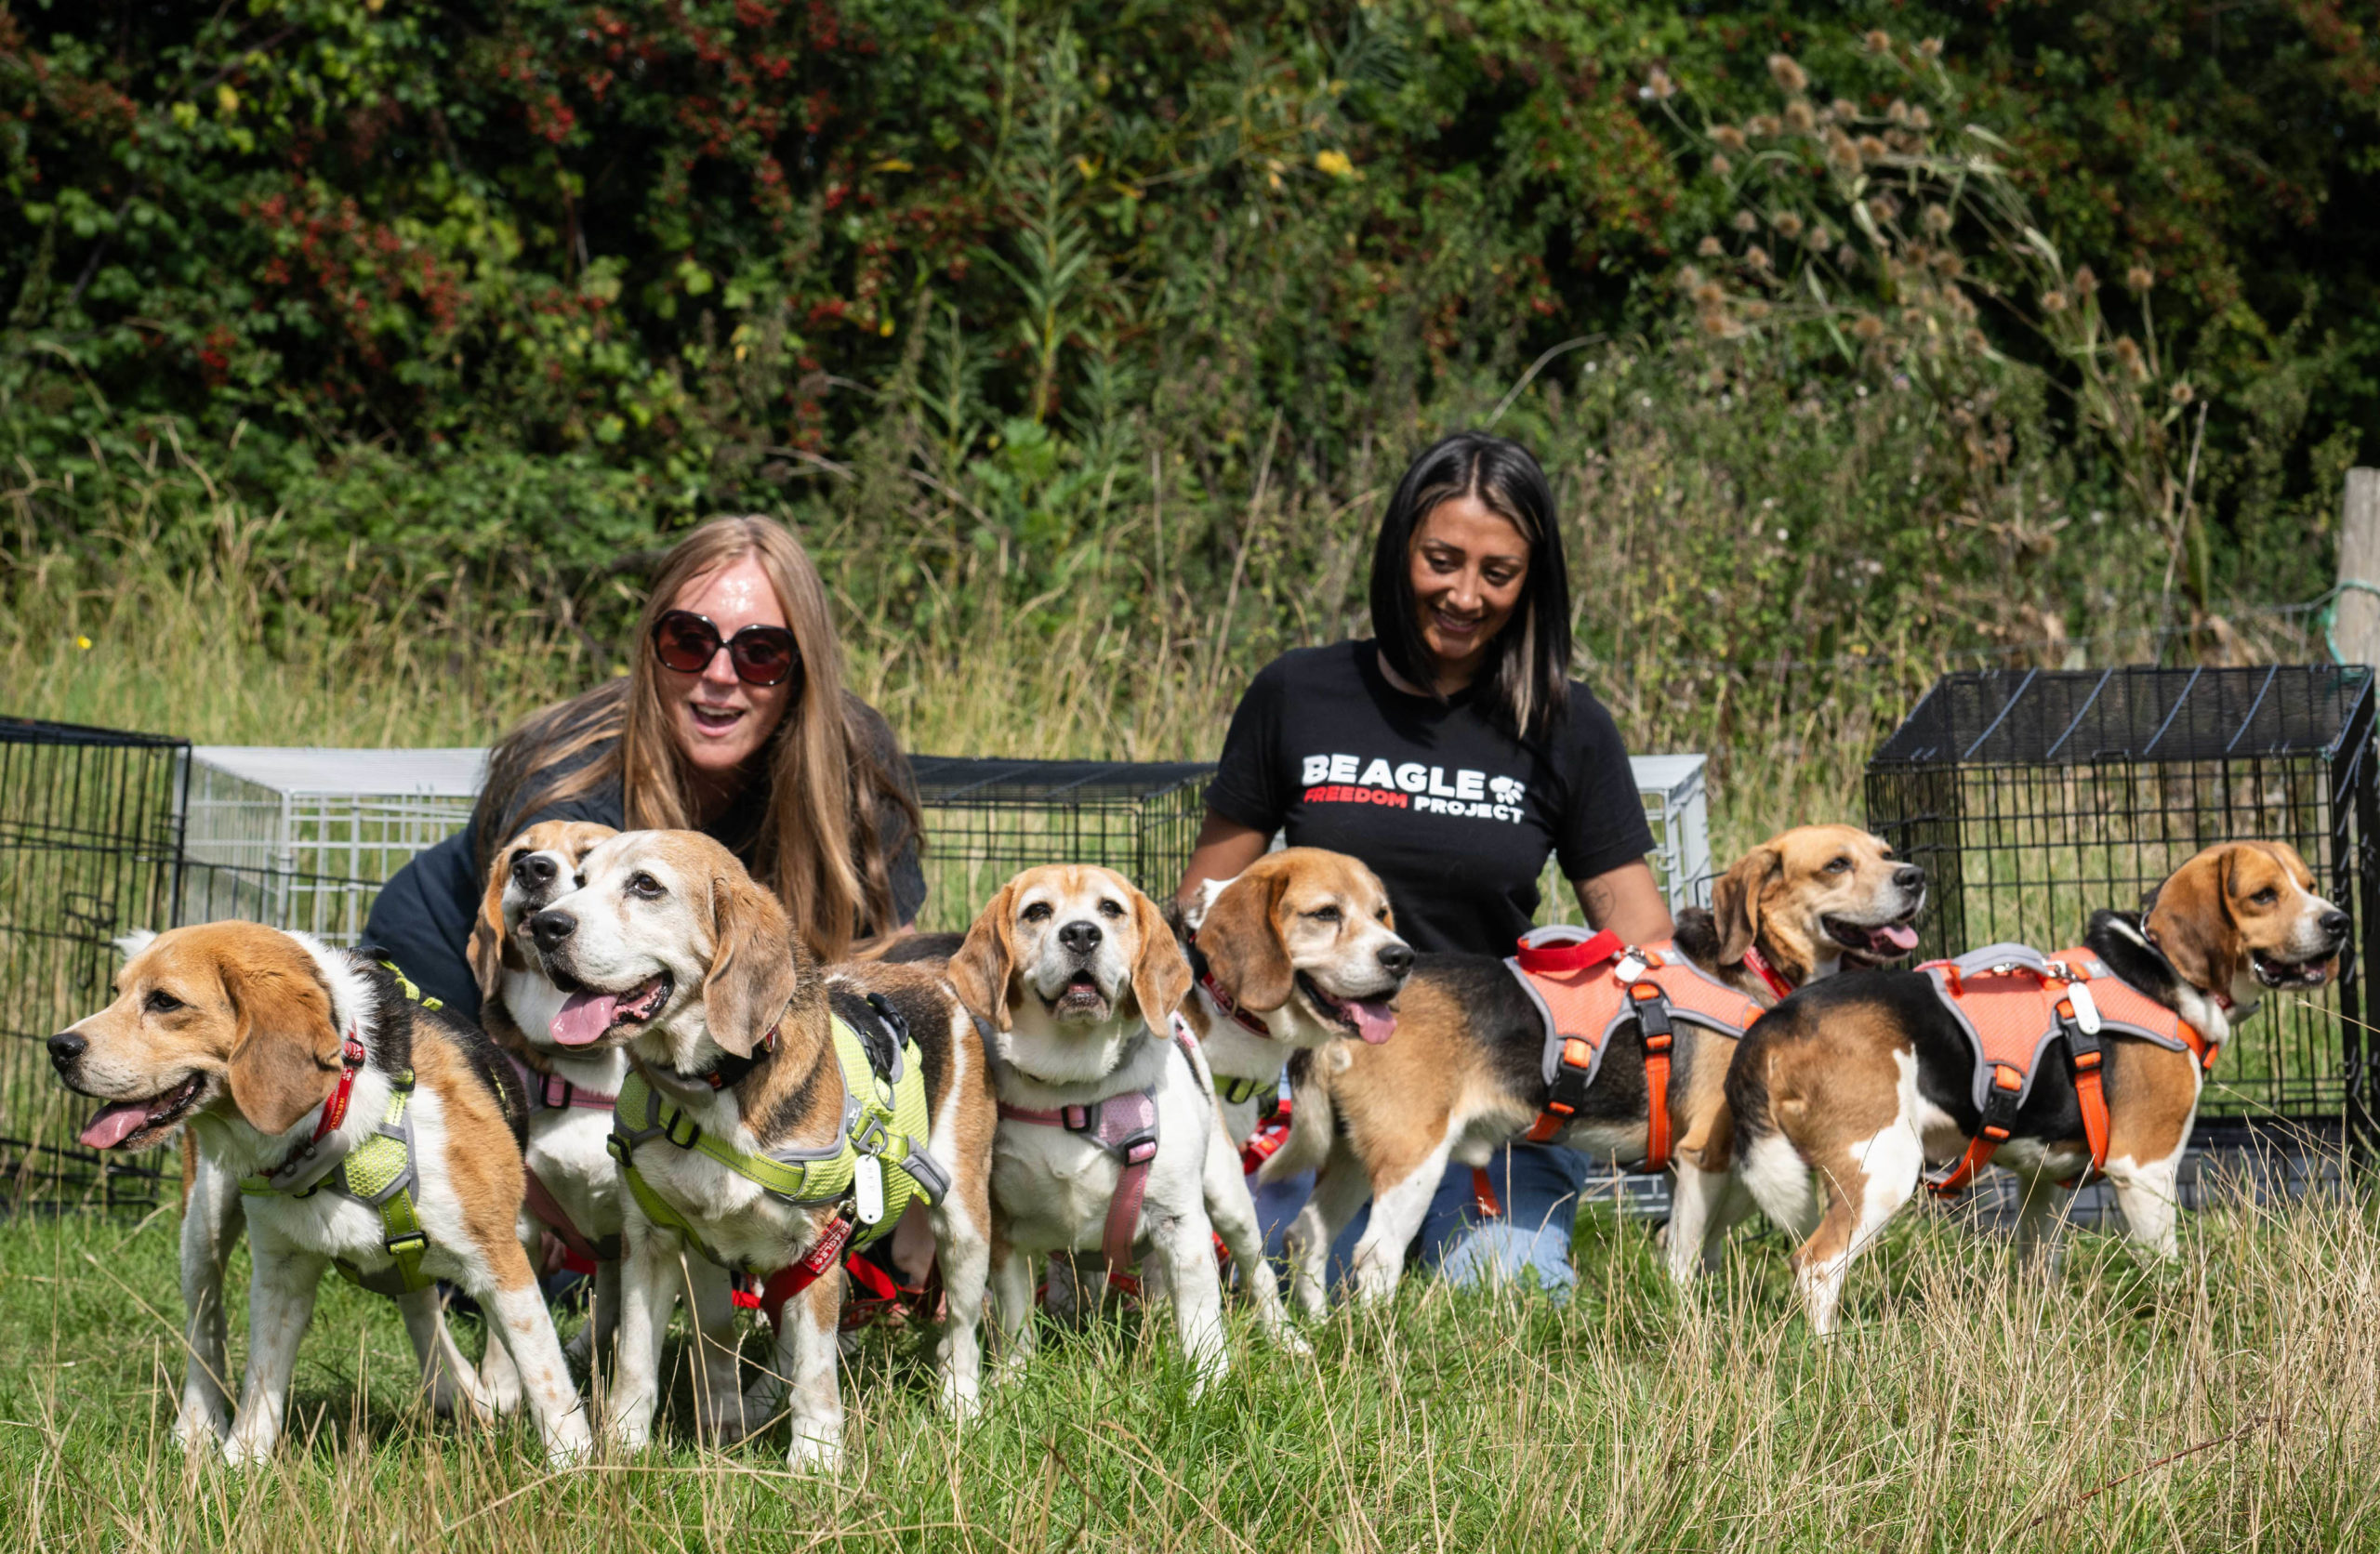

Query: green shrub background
[[5, 0, 2375, 752]]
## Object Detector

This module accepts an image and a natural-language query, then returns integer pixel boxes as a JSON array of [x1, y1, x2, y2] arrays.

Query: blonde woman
[[365, 515, 923, 1018]]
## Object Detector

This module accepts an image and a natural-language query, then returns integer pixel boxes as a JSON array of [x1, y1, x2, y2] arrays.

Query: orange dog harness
[[1920, 942, 2215, 1196], [1509, 928, 1765, 1171]]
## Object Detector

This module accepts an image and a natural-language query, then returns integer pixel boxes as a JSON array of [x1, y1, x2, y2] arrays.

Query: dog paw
[[1265, 1324, 1314, 1358], [542, 1413, 595, 1469], [172, 1406, 227, 1455], [220, 1429, 274, 1469], [786, 1429, 843, 1476], [938, 1372, 983, 1424]]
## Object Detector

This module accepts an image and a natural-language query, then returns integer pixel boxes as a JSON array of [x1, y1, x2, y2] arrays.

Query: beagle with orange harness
[[1266, 825, 1925, 1310], [1728, 839, 2347, 1335]]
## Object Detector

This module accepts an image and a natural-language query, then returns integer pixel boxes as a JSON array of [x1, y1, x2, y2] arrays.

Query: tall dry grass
[[0, 1173, 2373, 1550]]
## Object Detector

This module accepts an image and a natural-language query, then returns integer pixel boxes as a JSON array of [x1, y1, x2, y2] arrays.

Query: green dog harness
[[607, 1007, 949, 1278], [240, 1038, 433, 1297]]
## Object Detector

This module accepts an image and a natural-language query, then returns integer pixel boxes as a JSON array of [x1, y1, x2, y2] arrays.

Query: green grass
[[1, 1180, 2374, 1550]]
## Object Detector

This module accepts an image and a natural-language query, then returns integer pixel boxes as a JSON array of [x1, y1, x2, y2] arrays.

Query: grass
[[0, 1177, 2373, 1550]]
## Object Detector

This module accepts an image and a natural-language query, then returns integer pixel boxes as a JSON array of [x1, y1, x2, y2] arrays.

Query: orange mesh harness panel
[[1919, 942, 2212, 1196], [1506, 927, 1765, 1171]]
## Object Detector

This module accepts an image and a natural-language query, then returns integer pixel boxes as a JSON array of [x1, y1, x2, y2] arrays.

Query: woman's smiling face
[[1407, 494, 1529, 691], [662, 555, 794, 781]]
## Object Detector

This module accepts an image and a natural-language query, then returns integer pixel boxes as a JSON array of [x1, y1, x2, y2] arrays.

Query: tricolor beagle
[[466, 819, 624, 1387], [1263, 827, 1924, 1310], [1727, 838, 2347, 1334], [523, 829, 996, 1470], [49, 923, 590, 1466]]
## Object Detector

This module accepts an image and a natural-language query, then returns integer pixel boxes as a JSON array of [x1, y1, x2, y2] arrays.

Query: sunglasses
[[650, 609, 802, 688]]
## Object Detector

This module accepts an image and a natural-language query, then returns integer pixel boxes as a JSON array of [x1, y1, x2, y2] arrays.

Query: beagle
[[945, 865, 1229, 1390], [48, 923, 590, 1466], [1174, 849, 1411, 1318], [1727, 839, 2347, 1334], [465, 819, 625, 1386], [523, 829, 996, 1470], [1265, 827, 1924, 1310]]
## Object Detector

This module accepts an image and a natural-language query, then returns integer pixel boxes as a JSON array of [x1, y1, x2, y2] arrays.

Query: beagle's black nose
[[2320, 909, 2350, 942], [1377, 942, 1414, 978], [512, 851, 560, 890], [529, 909, 577, 951], [1894, 865, 1926, 892], [1058, 919, 1103, 956], [46, 1031, 86, 1074]]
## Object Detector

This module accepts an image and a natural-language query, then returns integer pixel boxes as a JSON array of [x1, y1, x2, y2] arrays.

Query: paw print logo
[[1488, 776, 1525, 806]]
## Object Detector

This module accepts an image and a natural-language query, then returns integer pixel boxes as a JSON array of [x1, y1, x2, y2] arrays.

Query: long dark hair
[[1368, 431, 1572, 741]]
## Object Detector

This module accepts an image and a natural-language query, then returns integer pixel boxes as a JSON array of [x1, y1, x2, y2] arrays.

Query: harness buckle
[[1062, 1104, 1095, 1134], [665, 1111, 702, 1150], [1631, 983, 1674, 1046], [384, 1230, 429, 1258], [1990, 1062, 2024, 1093], [1122, 1138, 1158, 1167], [850, 1113, 892, 1158]]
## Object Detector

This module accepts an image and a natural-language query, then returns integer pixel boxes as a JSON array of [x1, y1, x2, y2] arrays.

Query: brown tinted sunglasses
[[650, 609, 802, 688]]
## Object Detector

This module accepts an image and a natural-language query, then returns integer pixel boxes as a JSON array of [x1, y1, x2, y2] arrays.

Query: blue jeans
[[1252, 1143, 1589, 1300]]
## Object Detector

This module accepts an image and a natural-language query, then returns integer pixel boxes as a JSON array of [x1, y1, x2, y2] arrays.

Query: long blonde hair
[[475, 516, 917, 959]]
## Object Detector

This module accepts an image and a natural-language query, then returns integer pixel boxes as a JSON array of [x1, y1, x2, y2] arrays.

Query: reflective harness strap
[[998, 1091, 1160, 1285], [1517, 931, 1678, 1171], [242, 1062, 431, 1296], [503, 1048, 617, 1113], [609, 1013, 943, 1327]]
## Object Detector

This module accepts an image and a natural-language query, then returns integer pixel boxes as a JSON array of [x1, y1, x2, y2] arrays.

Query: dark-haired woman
[[1181, 430, 1671, 1296], [364, 514, 925, 1020]]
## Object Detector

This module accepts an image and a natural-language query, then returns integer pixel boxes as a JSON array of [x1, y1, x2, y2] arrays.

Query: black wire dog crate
[[1864, 666, 2378, 1149], [906, 757, 1213, 931], [0, 718, 188, 1205]]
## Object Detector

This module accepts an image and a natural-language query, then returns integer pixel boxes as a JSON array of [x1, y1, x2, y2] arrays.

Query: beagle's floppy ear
[[2145, 843, 2242, 995], [948, 880, 1022, 1033], [703, 867, 803, 1059], [1711, 846, 1780, 967], [1194, 865, 1294, 1013], [468, 847, 517, 1003], [223, 953, 344, 1137], [1126, 885, 1194, 1030]]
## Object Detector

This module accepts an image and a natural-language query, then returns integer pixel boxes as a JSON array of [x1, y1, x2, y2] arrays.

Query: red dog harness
[[1509, 928, 1765, 1170], [1919, 943, 2215, 1196]]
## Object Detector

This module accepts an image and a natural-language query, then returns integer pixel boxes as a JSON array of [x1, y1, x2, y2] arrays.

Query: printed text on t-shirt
[[1299, 753, 1528, 824]]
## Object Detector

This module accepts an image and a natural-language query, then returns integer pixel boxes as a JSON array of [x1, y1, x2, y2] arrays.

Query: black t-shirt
[[361, 693, 927, 1021], [1206, 641, 1654, 957]]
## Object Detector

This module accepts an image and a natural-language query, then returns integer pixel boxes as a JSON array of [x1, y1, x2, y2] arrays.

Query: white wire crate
[[175, 747, 487, 945], [165, 745, 1712, 943]]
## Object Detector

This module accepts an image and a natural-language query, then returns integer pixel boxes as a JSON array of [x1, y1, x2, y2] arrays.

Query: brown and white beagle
[[522, 829, 996, 1470], [1262, 827, 1924, 1310], [465, 819, 624, 1387], [946, 865, 1235, 1389], [1727, 839, 2347, 1334], [49, 923, 590, 1466]]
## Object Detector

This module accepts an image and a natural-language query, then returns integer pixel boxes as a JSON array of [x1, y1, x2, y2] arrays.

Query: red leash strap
[[740, 1214, 856, 1335], [261, 1032, 365, 1183], [1471, 1166, 1504, 1219], [1513, 928, 1623, 976], [1239, 1099, 1293, 1176], [1740, 945, 1796, 1002]]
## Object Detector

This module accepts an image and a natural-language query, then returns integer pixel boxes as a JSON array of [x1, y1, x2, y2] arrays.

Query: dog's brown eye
[[1827, 857, 1851, 874], [2254, 888, 2279, 906], [1308, 905, 1342, 923], [1097, 899, 1125, 920], [628, 872, 664, 899], [144, 989, 183, 1014], [1022, 902, 1053, 923]]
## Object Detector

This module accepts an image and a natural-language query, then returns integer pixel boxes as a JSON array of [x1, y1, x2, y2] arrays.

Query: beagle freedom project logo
[[1299, 754, 1531, 823]]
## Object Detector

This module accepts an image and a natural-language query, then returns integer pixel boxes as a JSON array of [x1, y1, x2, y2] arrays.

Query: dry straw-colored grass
[[0, 1175, 2373, 1551]]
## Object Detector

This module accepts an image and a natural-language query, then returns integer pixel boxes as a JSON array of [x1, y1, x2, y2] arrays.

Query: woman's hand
[[1178, 810, 1272, 914], [1572, 860, 1673, 944]]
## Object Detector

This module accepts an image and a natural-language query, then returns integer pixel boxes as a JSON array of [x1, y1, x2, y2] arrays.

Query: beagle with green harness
[[50, 923, 590, 1468], [522, 829, 996, 1472]]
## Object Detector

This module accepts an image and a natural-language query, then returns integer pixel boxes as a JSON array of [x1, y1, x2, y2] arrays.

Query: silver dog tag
[[2066, 981, 2102, 1034], [853, 1154, 886, 1225]]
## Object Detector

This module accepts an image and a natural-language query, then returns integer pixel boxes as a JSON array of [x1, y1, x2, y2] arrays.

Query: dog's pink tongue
[[79, 1101, 157, 1150], [1876, 923, 1920, 954], [550, 989, 623, 1047], [1350, 999, 1396, 1045]]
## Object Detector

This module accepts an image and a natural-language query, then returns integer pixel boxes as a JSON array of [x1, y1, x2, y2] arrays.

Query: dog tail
[[1261, 1047, 1336, 1183]]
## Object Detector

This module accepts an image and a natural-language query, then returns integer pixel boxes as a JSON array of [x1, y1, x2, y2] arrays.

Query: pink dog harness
[[502, 1049, 619, 1273]]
